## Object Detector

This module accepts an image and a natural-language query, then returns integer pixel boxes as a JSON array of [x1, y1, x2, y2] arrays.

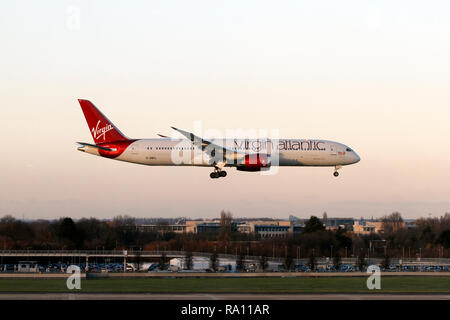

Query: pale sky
[[1, 1, 449, 219]]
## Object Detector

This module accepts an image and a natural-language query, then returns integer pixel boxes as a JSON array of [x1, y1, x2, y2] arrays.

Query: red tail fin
[[78, 99, 128, 144]]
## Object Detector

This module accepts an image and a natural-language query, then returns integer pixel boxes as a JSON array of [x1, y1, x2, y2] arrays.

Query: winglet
[[171, 127, 193, 140]]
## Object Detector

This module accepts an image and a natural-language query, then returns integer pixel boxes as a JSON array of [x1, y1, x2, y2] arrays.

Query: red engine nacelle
[[237, 154, 271, 171]]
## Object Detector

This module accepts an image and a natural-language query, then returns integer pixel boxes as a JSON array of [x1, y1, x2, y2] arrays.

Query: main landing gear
[[210, 167, 227, 179], [333, 165, 342, 177]]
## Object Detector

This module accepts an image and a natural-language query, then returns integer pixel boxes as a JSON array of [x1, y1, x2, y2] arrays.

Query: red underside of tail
[[97, 140, 137, 158]]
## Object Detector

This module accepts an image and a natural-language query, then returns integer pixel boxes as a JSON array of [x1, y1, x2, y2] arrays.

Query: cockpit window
[[346, 148, 352, 152]]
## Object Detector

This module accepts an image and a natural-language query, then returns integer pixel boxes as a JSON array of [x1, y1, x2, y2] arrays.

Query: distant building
[[405, 220, 418, 230], [136, 217, 406, 236], [185, 220, 241, 234], [237, 221, 291, 238], [291, 223, 305, 234], [353, 220, 384, 235], [138, 224, 186, 234], [324, 218, 354, 231], [185, 220, 221, 233], [237, 223, 252, 233], [255, 224, 290, 238]]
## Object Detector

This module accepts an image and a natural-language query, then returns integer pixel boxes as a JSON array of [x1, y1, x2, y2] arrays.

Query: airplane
[[76, 99, 360, 179]]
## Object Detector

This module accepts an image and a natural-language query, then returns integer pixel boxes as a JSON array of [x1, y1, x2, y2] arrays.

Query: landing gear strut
[[210, 167, 227, 179], [333, 165, 342, 177]]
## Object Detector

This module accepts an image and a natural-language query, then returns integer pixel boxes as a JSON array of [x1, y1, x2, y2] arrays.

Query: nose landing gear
[[333, 165, 342, 177]]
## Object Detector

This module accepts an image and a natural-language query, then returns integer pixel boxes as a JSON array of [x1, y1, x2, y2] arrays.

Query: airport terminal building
[[137, 217, 404, 237]]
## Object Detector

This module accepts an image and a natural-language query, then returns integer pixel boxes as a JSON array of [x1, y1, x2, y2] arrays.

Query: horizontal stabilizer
[[76, 142, 117, 152]]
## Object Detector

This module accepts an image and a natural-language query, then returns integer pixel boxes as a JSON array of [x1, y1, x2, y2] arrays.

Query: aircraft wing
[[170, 127, 246, 163]]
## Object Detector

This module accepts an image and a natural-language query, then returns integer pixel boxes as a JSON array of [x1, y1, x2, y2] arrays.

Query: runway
[[0, 293, 449, 300]]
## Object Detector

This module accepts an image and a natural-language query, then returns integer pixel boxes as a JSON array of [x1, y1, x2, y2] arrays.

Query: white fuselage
[[80, 138, 360, 167]]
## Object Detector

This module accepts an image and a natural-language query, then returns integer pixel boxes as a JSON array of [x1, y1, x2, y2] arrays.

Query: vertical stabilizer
[[78, 99, 128, 144]]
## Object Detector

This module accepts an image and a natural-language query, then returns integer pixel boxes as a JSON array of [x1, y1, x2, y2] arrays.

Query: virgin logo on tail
[[92, 120, 113, 142]]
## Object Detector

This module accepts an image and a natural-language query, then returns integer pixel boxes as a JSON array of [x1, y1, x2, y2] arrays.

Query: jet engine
[[236, 153, 271, 171]]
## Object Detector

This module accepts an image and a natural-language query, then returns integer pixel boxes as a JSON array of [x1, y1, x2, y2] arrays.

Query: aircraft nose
[[353, 152, 360, 163]]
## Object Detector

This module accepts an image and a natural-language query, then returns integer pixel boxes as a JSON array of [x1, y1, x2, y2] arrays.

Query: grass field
[[0, 277, 449, 293]]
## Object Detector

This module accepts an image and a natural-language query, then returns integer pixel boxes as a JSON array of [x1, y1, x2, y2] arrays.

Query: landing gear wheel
[[210, 166, 227, 179], [333, 171, 339, 177]]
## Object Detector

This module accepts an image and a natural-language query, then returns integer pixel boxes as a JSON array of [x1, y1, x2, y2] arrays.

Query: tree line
[[0, 212, 449, 259]]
